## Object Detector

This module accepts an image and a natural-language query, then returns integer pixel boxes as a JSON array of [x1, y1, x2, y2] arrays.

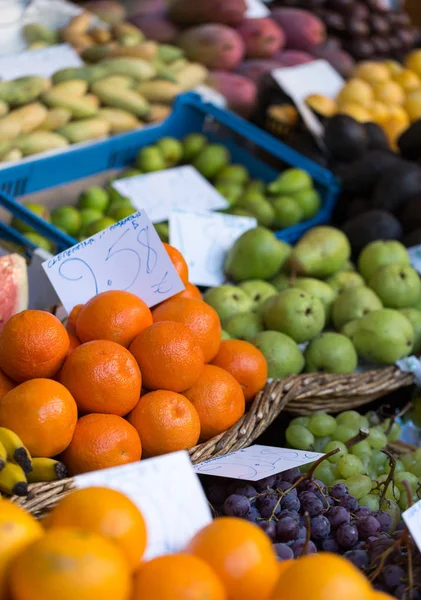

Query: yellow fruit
[[384, 60, 403, 76], [405, 49, 421, 77], [337, 79, 374, 108], [404, 89, 421, 122], [352, 61, 390, 85], [338, 103, 372, 123], [305, 94, 337, 117], [388, 106, 410, 126], [373, 80, 405, 105], [370, 101, 389, 124], [393, 68, 421, 92], [383, 119, 407, 151]]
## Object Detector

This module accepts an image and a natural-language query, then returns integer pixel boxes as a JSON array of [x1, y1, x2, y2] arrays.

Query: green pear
[[400, 308, 421, 353], [238, 197, 275, 228], [289, 227, 351, 278], [238, 280, 278, 311], [215, 181, 243, 207], [368, 264, 421, 308], [304, 332, 358, 374], [293, 188, 321, 220], [269, 272, 291, 292], [246, 179, 265, 194], [136, 146, 166, 172], [342, 319, 360, 339], [358, 240, 410, 281], [23, 232, 54, 253], [267, 168, 312, 196], [181, 133, 206, 162], [223, 312, 263, 342], [271, 196, 303, 229], [412, 296, 421, 311], [193, 144, 230, 180], [292, 277, 336, 321], [215, 164, 249, 185], [156, 137, 183, 167], [221, 330, 231, 340], [332, 286, 383, 329], [203, 285, 253, 321], [225, 227, 291, 282], [228, 208, 254, 218], [326, 271, 365, 296], [347, 309, 414, 364], [261, 288, 325, 343], [340, 261, 356, 272], [252, 330, 304, 378]]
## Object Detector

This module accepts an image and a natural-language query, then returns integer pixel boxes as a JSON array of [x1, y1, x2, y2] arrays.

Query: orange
[[68, 334, 81, 354], [270, 553, 372, 600], [132, 554, 227, 600], [66, 304, 83, 336], [187, 517, 279, 600], [61, 413, 142, 475], [176, 282, 202, 300], [0, 379, 77, 458], [0, 310, 69, 382], [44, 487, 147, 572], [163, 243, 189, 285], [370, 593, 395, 600], [9, 528, 132, 600], [210, 340, 268, 402], [76, 290, 153, 348], [183, 365, 245, 441], [128, 390, 200, 456], [0, 368, 15, 402], [152, 297, 221, 363], [129, 322, 204, 392], [0, 501, 43, 600], [60, 340, 141, 416]]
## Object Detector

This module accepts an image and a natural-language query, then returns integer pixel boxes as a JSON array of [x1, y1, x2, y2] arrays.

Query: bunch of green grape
[[285, 410, 420, 513]]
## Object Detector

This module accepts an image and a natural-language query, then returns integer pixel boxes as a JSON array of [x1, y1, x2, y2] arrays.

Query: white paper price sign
[[0, 44, 83, 80], [42, 210, 184, 315], [403, 500, 421, 552], [409, 244, 421, 274], [169, 208, 257, 287], [76, 452, 212, 560], [112, 166, 229, 224], [194, 444, 324, 481], [245, 0, 271, 17]]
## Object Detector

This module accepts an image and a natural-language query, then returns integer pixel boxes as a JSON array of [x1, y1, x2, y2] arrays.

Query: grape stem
[[344, 427, 370, 449], [307, 448, 340, 478], [378, 448, 396, 504], [301, 511, 311, 558], [385, 402, 412, 436]]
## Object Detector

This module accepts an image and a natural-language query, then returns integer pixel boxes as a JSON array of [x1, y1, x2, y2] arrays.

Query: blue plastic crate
[[0, 92, 340, 250]]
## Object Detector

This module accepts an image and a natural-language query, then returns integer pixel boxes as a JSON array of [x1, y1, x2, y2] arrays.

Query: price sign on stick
[[403, 500, 421, 552], [76, 452, 212, 560], [42, 210, 185, 315], [0, 44, 83, 80]]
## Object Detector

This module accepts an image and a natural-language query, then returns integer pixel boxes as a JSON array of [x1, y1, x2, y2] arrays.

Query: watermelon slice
[[0, 254, 28, 331]]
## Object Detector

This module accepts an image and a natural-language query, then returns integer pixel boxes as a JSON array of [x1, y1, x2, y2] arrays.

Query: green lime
[[51, 205, 81, 237], [23, 232, 53, 252], [107, 206, 136, 221], [12, 203, 50, 235], [77, 186, 109, 213], [79, 208, 104, 229], [82, 217, 116, 238]]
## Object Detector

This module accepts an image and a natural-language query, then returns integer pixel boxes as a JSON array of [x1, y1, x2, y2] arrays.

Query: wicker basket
[[7, 365, 415, 517]]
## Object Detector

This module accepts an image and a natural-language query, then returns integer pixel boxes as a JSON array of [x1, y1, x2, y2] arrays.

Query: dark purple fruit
[[388, 36, 403, 52], [345, 39, 374, 60], [323, 36, 342, 49], [372, 37, 391, 56], [397, 27, 418, 49], [370, 14, 390, 36], [323, 11, 346, 32], [349, 2, 369, 21], [345, 20, 370, 38], [392, 12, 412, 28], [328, 0, 353, 12], [366, 0, 389, 12]]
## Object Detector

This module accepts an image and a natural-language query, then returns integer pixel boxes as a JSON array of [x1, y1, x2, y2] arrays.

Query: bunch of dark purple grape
[[204, 467, 420, 599]]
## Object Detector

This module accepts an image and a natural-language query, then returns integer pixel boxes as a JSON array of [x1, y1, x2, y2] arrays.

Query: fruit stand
[[1, 1, 421, 600]]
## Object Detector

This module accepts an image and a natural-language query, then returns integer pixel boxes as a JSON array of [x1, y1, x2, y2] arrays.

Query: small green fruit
[[304, 332, 358, 374], [252, 330, 304, 379], [51, 205, 81, 237], [78, 186, 109, 213]]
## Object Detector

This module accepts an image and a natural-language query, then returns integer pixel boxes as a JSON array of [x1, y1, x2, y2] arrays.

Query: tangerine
[[132, 554, 227, 600], [44, 487, 147, 572], [66, 304, 83, 336], [187, 517, 279, 600], [176, 282, 202, 300], [0, 310, 69, 382], [210, 340, 268, 402], [0, 379, 77, 458], [0, 368, 15, 402], [183, 365, 245, 441], [9, 528, 132, 600], [370, 593, 395, 600], [163, 243, 189, 285], [76, 290, 153, 348], [152, 297, 221, 362], [62, 413, 142, 475], [271, 553, 373, 600], [60, 340, 141, 416], [128, 390, 200, 456], [129, 321, 204, 392], [0, 501, 43, 600], [68, 334, 81, 354]]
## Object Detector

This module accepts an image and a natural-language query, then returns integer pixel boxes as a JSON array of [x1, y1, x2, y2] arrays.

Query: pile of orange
[[0, 244, 268, 476], [0, 486, 386, 600]]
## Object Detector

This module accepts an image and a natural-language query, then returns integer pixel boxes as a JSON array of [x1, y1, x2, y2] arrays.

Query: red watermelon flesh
[[0, 254, 28, 331]]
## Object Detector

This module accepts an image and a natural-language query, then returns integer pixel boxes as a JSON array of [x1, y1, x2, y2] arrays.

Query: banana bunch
[[0, 427, 67, 497]]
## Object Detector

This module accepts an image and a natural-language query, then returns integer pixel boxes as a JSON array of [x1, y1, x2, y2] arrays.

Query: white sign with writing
[[169, 208, 257, 287], [76, 452, 212, 560], [194, 444, 324, 481], [112, 166, 229, 224], [245, 0, 271, 17], [0, 44, 83, 80], [403, 499, 421, 552], [42, 210, 184, 315]]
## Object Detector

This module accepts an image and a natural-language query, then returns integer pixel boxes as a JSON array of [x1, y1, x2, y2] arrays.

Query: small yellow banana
[[0, 427, 32, 474], [0, 441, 6, 471], [27, 458, 67, 484], [0, 462, 27, 496]]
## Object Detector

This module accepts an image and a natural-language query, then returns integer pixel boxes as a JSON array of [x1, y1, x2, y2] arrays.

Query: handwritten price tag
[[75, 452, 212, 560], [194, 444, 324, 481], [403, 500, 421, 552], [0, 44, 83, 80], [169, 208, 257, 287], [112, 166, 229, 224], [42, 210, 185, 315]]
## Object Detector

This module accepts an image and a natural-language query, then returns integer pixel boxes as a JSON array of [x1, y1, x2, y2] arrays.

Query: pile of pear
[[205, 225, 421, 379]]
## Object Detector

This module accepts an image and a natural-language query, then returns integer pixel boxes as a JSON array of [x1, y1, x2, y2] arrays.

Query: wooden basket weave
[[8, 366, 415, 517]]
